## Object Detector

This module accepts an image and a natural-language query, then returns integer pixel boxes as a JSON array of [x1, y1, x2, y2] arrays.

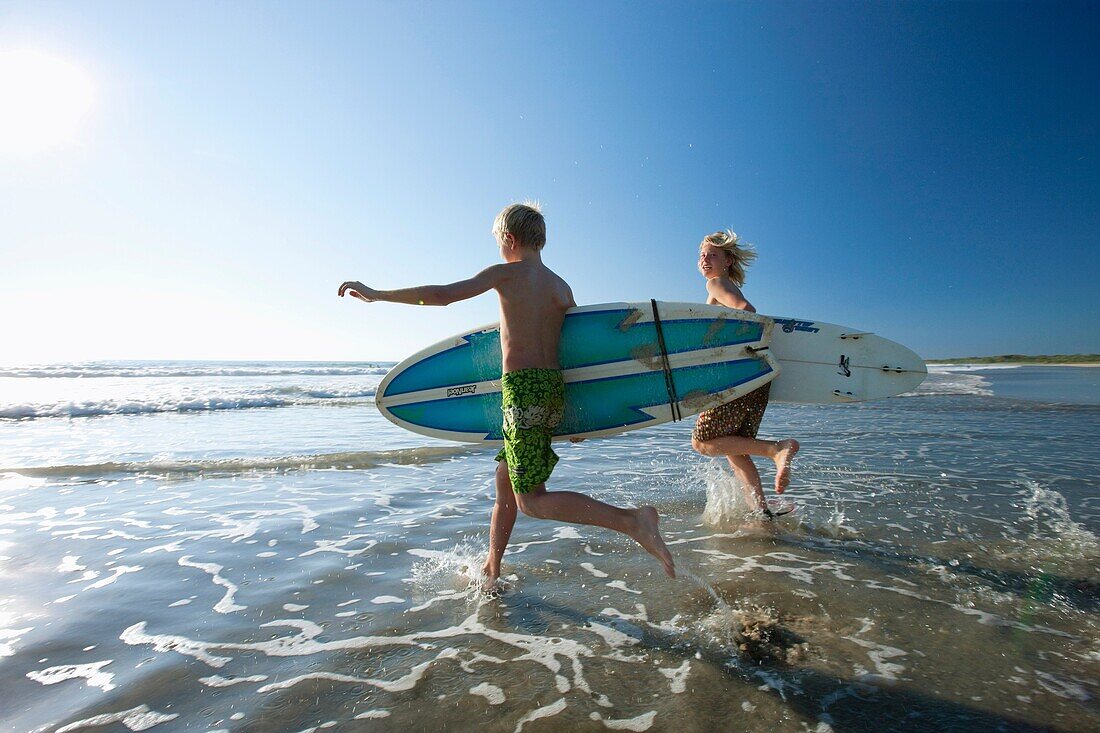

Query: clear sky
[[2, 0, 1097, 363]]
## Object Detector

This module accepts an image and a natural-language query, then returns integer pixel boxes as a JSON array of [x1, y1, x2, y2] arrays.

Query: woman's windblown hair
[[700, 230, 756, 286]]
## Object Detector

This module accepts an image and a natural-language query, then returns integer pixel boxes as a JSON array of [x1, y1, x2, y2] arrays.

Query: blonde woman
[[692, 230, 799, 516]]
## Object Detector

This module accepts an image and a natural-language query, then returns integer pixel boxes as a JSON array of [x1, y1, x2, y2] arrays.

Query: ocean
[[1, 362, 1097, 732]]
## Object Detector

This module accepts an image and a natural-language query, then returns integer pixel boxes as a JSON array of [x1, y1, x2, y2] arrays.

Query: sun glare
[[0, 49, 94, 156]]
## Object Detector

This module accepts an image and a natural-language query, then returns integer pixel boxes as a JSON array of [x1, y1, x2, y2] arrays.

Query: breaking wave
[[0, 386, 378, 420], [0, 362, 393, 379], [1, 445, 474, 479]]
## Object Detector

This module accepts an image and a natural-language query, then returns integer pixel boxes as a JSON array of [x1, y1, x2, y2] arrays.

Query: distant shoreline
[[926, 354, 1099, 366]]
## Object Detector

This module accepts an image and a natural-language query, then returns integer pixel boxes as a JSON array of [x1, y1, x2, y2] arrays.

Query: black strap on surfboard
[[650, 299, 682, 422]]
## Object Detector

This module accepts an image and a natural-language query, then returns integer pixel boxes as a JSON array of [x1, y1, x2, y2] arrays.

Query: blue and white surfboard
[[376, 301, 778, 444]]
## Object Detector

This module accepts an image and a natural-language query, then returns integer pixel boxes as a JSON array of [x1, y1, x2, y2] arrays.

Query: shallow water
[[1, 364, 1097, 732]]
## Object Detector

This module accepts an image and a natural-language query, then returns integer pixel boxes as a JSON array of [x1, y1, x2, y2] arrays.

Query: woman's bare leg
[[693, 436, 799, 493], [726, 454, 767, 510]]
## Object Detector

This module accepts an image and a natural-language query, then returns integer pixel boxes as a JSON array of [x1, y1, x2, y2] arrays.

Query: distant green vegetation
[[927, 354, 1100, 365]]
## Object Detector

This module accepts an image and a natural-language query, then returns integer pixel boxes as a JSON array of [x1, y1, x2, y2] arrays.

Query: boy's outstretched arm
[[339, 266, 503, 306]]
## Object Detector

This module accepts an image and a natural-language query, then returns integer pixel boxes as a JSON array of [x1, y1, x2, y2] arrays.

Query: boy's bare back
[[493, 260, 574, 373]]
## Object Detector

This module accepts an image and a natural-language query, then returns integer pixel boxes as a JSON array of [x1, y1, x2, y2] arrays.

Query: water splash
[[409, 540, 500, 600], [1021, 481, 1098, 558], [698, 461, 753, 527]]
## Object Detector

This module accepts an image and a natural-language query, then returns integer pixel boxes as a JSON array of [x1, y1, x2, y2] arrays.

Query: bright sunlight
[[0, 49, 94, 156]]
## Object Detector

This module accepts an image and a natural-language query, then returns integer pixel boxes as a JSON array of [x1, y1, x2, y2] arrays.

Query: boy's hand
[[339, 281, 379, 302]]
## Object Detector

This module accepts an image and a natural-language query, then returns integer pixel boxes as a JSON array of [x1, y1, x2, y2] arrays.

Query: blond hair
[[492, 201, 546, 250], [700, 229, 756, 286]]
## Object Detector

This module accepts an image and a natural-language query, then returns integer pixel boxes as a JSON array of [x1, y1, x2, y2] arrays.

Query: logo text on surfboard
[[774, 318, 820, 334], [447, 384, 477, 397]]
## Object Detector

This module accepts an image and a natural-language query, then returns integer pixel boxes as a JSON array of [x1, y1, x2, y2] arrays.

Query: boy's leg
[[692, 435, 799, 493], [513, 484, 675, 578], [482, 461, 517, 583]]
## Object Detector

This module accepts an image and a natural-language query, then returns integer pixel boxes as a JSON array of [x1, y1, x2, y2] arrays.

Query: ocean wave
[[0, 386, 377, 420], [900, 370, 993, 397], [0, 362, 394, 379], [2, 445, 475, 479], [927, 364, 1023, 373]]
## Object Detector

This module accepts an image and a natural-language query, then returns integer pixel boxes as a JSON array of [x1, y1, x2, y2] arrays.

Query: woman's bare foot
[[480, 576, 508, 598], [481, 561, 499, 585], [772, 439, 799, 494], [629, 506, 676, 578]]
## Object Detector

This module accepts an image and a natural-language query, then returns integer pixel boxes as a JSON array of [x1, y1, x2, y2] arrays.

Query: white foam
[[353, 710, 392, 719], [370, 596, 405, 604], [903, 368, 993, 397], [178, 556, 245, 613], [514, 698, 567, 732], [585, 620, 643, 658], [55, 704, 178, 732], [589, 711, 657, 731], [84, 565, 142, 590], [119, 622, 234, 668], [197, 674, 268, 687], [929, 364, 1023, 372], [469, 682, 506, 704], [658, 660, 691, 693], [580, 562, 609, 578], [606, 580, 642, 595], [56, 555, 85, 572], [692, 548, 855, 585], [257, 649, 458, 693], [844, 620, 907, 681], [0, 363, 390, 379], [122, 611, 599, 702], [26, 660, 115, 691], [299, 535, 377, 558]]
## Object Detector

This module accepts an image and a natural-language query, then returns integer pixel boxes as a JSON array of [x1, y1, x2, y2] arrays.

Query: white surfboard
[[764, 315, 926, 403]]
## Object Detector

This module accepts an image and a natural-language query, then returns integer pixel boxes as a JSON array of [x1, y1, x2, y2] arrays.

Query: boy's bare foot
[[772, 439, 799, 494], [481, 561, 499, 584], [629, 506, 676, 578]]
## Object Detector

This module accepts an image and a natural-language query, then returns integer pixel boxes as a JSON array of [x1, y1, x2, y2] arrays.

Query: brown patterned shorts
[[691, 382, 772, 442]]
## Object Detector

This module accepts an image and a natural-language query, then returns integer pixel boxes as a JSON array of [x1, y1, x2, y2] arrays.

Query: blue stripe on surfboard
[[384, 330, 502, 398], [383, 308, 765, 397], [386, 358, 773, 440]]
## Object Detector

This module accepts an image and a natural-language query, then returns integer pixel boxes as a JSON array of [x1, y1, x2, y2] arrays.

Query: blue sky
[[1, 0, 1097, 362]]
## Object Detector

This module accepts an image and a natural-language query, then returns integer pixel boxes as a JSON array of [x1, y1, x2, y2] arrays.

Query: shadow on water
[[497, 590, 1070, 733], [776, 534, 1100, 613]]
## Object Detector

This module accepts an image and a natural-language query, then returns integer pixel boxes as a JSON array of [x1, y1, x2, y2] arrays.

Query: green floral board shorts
[[494, 368, 565, 493]]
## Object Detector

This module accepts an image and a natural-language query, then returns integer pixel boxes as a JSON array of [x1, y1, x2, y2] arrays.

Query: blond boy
[[340, 203, 675, 583]]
